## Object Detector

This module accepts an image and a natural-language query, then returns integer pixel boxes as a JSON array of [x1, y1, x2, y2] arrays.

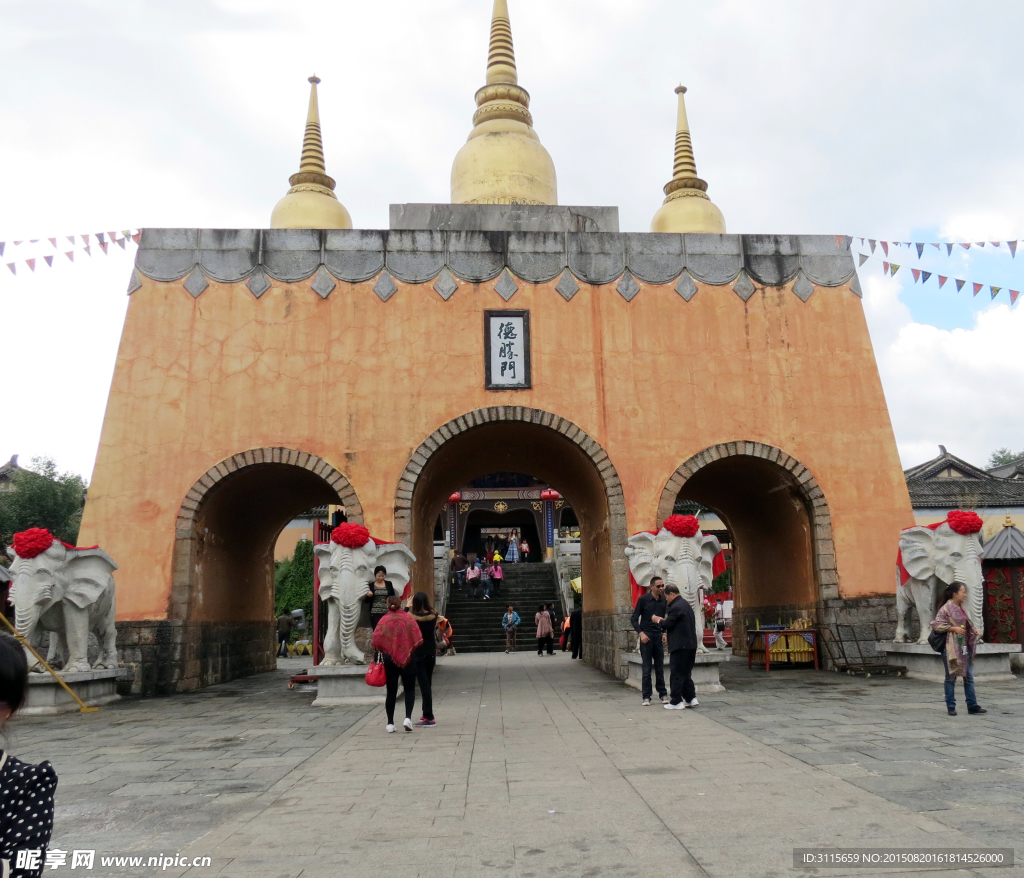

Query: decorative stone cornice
[[132, 229, 860, 299]]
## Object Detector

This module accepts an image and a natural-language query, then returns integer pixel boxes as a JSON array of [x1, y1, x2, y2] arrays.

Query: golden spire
[[270, 76, 352, 230], [450, 0, 557, 206], [650, 86, 726, 234]]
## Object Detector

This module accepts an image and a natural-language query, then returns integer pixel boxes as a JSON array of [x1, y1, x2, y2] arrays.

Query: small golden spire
[[270, 76, 352, 230], [650, 85, 726, 234], [450, 0, 557, 205], [1005, 511, 1014, 527]]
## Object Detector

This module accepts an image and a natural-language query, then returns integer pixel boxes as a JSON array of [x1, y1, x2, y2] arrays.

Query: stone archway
[[394, 407, 629, 675], [155, 448, 363, 692], [657, 442, 837, 654]]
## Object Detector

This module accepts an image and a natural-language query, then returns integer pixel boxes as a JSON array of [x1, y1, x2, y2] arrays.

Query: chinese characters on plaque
[[485, 310, 531, 390]]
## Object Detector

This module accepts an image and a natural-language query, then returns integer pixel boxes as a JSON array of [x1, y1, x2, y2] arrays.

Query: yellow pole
[[0, 614, 100, 713]]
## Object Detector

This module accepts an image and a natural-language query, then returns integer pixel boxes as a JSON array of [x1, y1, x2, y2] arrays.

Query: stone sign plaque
[[484, 310, 531, 390]]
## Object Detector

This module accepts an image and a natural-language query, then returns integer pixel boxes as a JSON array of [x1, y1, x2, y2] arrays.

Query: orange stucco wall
[[80, 270, 914, 621]]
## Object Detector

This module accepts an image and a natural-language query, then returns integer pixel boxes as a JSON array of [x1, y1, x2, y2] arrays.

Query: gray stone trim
[[133, 229, 857, 296], [656, 441, 838, 603], [170, 449, 363, 623]]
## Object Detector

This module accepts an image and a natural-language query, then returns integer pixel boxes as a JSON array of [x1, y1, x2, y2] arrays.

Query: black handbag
[[927, 629, 946, 653]]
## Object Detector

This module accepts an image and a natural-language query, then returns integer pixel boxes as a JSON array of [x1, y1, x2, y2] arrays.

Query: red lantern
[[448, 492, 462, 503], [541, 489, 560, 502]]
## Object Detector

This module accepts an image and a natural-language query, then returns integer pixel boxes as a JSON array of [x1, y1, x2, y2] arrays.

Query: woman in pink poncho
[[930, 581, 986, 717]]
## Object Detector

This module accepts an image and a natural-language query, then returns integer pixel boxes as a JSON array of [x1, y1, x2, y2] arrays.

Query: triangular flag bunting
[[960, 243, 971, 250], [955, 279, 966, 292], [938, 275, 948, 288], [1009, 241, 1017, 257], [858, 253, 869, 266], [912, 268, 921, 282], [882, 261, 890, 274], [132, 232, 141, 244], [66, 235, 75, 245], [26, 258, 35, 272], [1011, 290, 1020, 305], [43, 255, 53, 267], [921, 271, 932, 284], [99, 241, 109, 254], [990, 286, 1001, 299], [891, 263, 900, 276], [931, 243, 941, 250], [6, 263, 15, 275], [0, 242, 4, 257], [81, 234, 90, 244], [903, 242, 911, 247], [29, 239, 39, 244], [990, 242, 1000, 247], [858, 237, 864, 246], [835, 235, 844, 247], [65, 251, 74, 262], [975, 242, 985, 248], [973, 282, 983, 296], [95, 233, 105, 244], [869, 239, 877, 253], [881, 241, 889, 256], [13, 240, 22, 245], [48, 237, 56, 248], [121, 229, 131, 238], [116, 236, 126, 250], [946, 243, 954, 255], [916, 243, 925, 258], [83, 245, 91, 256]]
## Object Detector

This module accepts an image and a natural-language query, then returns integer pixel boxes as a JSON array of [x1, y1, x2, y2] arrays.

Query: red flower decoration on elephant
[[946, 510, 984, 535], [662, 515, 700, 538], [12, 527, 55, 559], [331, 522, 372, 548]]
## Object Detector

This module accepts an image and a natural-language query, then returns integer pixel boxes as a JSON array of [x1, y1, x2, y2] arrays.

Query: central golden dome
[[450, 0, 557, 206]]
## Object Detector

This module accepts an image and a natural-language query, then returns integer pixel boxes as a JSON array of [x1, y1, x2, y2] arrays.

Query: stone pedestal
[[876, 641, 1021, 683], [311, 664, 386, 706], [622, 650, 730, 694], [23, 669, 125, 715]]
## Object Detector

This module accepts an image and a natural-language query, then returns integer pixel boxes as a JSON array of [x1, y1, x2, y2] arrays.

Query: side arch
[[393, 406, 630, 675]]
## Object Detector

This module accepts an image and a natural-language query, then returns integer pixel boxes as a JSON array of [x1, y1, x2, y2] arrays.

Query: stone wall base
[[582, 609, 633, 679], [116, 620, 276, 696]]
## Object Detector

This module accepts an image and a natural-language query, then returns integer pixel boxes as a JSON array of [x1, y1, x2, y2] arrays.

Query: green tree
[[988, 447, 1024, 468], [0, 456, 87, 556], [274, 539, 314, 623]]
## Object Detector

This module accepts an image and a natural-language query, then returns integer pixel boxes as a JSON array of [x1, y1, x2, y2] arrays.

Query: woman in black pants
[[371, 596, 422, 733], [410, 592, 438, 727]]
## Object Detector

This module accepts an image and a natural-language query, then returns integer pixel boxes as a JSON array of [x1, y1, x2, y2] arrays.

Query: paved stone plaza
[[7, 654, 1023, 878]]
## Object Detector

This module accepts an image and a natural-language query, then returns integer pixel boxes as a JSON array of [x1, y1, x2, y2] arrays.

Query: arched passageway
[[658, 443, 836, 656], [167, 449, 362, 691], [395, 408, 628, 675]]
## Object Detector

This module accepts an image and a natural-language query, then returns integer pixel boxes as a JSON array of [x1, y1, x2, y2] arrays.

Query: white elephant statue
[[6, 527, 119, 674], [896, 511, 985, 645], [625, 515, 721, 654], [313, 523, 416, 666]]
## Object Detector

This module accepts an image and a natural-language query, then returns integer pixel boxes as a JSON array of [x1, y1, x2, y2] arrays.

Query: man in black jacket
[[653, 584, 699, 709], [630, 576, 668, 705]]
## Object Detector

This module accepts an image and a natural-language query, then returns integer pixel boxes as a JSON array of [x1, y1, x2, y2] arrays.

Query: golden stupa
[[270, 76, 352, 230], [450, 0, 557, 206], [650, 86, 725, 234]]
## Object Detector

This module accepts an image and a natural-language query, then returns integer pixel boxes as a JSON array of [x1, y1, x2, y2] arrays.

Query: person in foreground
[[371, 596, 423, 732], [535, 604, 554, 655], [1, 633, 58, 878], [502, 605, 520, 653], [631, 575, 669, 706], [652, 584, 699, 710], [409, 592, 438, 728], [930, 581, 986, 717]]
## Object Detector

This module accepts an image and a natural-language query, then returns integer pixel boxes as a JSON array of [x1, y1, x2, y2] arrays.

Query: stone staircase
[[444, 563, 563, 653]]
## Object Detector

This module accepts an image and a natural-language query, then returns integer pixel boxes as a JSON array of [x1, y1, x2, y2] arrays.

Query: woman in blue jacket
[[502, 605, 521, 653]]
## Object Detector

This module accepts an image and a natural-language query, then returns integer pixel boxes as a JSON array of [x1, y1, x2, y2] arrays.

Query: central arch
[[394, 407, 629, 675]]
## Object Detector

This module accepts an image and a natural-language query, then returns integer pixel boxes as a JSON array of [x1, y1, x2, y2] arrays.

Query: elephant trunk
[[958, 539, 985, 639]]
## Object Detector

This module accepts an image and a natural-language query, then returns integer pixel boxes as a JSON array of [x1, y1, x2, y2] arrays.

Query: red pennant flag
[[26, 258, 35, 272], [6, 263, 15, 275], [882, 261, 890, 274], [99, 241, 109, 254], [835, 235, 844, 247], [858, 253, 869, 266], [938, 275, 948, 288], [973, 282, 983, 296], [955, 279, 966, 292], [946, 243, 954, 255], [48, 237, 56, 248], [912, 268, 921, 282], [1011, 290, 1020, 305], [921, 271, 932, 284], [13, 240, 23, 245], [881, 241, 890, 256], [65, 251, 74, 262], [990, 286, 1001, 299], [960, 243, 971, 250], [916, 243, 925, 258], [891, 263, 901, 276], [1009, 241, 1018, 257], [43, 255, 53, 267], [132, 232, 141, 244], [869, 239, 877, 253]]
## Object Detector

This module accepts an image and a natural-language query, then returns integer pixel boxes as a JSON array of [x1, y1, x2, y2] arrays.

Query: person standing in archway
[[631, 577, 669, 706], [365, 566, 396, 631], [276, 608, 295, 658], [506, 531, 520, 563], [653, 584, 699, 710]]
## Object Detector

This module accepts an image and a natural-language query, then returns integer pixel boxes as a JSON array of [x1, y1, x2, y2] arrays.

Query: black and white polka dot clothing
[[0, 751, 57, 878]]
